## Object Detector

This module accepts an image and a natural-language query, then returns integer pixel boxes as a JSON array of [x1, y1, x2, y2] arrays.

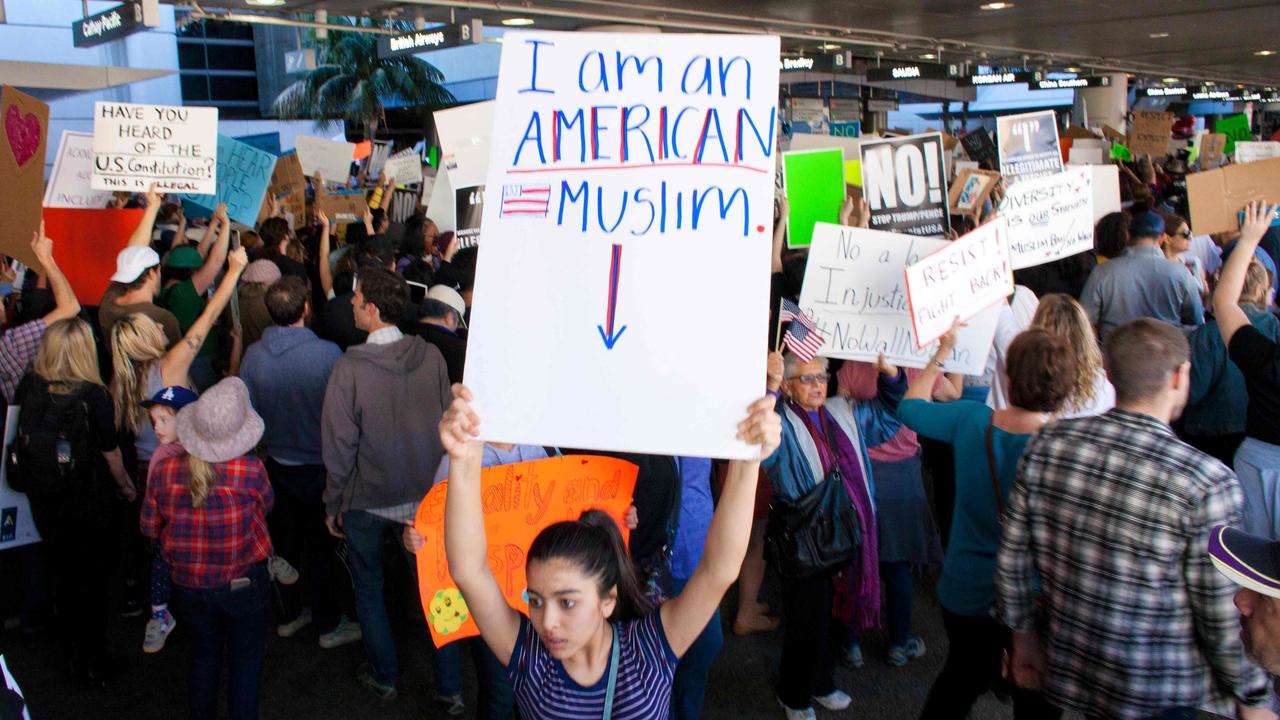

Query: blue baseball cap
[[141, 386, 198, 412], [1130, 211, 1166, 238]]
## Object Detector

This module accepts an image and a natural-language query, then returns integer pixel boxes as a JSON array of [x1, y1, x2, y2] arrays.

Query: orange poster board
[[41, 207, 144, 303], [414, 455, 638, 647]]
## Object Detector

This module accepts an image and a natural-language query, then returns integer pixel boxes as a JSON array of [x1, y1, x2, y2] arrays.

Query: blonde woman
[[140, 377, 273, 720], [111, 247, 248, 479], [15, 318, 135, 683], [1029, 294, 1116, 419]]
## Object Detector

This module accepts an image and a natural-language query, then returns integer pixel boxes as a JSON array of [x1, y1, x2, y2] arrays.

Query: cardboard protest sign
[[435, 101, 495, 154], [0, 407, 38, 549], [1216, 114, 1251, 155], [860, 133, 950, 237], [44, 131, 115, 209], [295, 134, 355, 185], [414, 455, 638, 646], [960, 128, 998, 166], [1127, 111, 1173, 158], [1101, 125, 1126, 145], [782, 149, 845, 248], [256, 151, 306, 226], [367, 140, 393, 178], [315, 187, 367, 224], [798, 223, 1000, 375], [91, 102, 217, 194], [1090, 164, 1121, 223], [998, 167, 1094, 270], [1063, 125, 1100, 141], [1068, 146, 1104, 165], [1186, 156, 1280, 235], [383, 148, 424, 184], [1235, 142, 1280, 165], [948, 168, 1001, 217], [1, 86, 49, 272], [997, 110, 1062, 185], [41, 207, 144, 302], [465, 31, 779, 458], [1200, 133, 1227, 169], [455, 185, 484, 248], [178, 135, 276, 227], [904, 218, 1013, 346]]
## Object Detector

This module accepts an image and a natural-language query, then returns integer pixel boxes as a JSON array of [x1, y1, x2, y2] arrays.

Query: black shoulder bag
[[765, 411, 861, 580]]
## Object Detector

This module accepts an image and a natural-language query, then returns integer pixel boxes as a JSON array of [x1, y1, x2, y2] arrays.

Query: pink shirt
[[837, 363, 922, 463]]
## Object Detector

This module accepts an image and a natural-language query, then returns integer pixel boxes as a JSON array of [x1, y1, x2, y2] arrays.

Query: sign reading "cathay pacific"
[[72, 1, 145, 48]]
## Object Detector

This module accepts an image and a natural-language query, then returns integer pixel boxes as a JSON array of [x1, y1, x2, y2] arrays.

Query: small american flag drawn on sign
[[500, 185, 551, 218]]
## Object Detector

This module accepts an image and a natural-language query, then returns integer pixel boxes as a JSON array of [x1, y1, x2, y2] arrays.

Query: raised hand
[[440, 384, 484, 461], [737, 395, 782, 461]]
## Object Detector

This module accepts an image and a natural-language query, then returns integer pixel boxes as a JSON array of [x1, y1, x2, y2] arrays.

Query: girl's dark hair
[[527, 509, 653, 623], [1095, 211, 1130, 258]]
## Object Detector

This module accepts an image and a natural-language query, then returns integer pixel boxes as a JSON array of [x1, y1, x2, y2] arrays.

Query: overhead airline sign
[[1143, 85, 1263, 101], [779, 52, 851, 72], [72, 2, 145, 48], [376, 22, 480, 58], [865, 63, 959, 82], [955, 70, 1042, 87], [1032, 76, 1111, 90]]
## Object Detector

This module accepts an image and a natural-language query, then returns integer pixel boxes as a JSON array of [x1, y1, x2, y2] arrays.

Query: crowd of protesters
[[1, 113, 1280, 720]]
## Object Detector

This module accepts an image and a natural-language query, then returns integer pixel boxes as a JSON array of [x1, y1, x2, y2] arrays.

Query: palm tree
[[272, 21, 455, 149]]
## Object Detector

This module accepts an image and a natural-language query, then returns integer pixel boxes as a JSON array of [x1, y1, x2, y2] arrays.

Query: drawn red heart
[[5, 104, 40, 168]]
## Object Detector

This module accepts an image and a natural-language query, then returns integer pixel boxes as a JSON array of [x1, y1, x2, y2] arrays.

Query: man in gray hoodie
[[321, 267, 454, 704], [241, 276, 357, 648]]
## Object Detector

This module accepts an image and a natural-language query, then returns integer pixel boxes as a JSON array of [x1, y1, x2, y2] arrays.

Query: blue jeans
[[170, 563, 269, 720], [669, 576, 724, 720], [342, 509, 461, 694]]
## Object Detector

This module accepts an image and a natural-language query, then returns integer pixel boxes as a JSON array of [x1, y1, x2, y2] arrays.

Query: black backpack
[[7, 376, 96, 496]]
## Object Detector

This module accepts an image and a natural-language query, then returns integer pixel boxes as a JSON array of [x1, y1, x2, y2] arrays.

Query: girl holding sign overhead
[[439, 384, 780, 720]]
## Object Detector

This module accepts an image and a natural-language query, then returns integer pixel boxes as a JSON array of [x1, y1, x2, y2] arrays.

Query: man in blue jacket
[[240, 276, 356, 648]]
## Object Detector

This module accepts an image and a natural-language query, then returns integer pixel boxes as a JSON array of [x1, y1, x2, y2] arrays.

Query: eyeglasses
[[1173, 230, 1192, 238], [786, 373, 830, 385]]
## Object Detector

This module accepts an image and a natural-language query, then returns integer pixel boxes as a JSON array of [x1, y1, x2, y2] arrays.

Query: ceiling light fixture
[[246, 0, 286, 5], [501, 17, 535, 26], [1256, 50, 1277, 57], [1148, 32, 1170, 39], [1064, 66, 1081, 72], [979, 2, 1013, 10], [918, 53, 937, 60], [819, 43, 840, 50], [1162, 77, 1180, 83]]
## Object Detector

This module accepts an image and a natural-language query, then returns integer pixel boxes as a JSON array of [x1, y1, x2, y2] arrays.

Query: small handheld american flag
[[779, 298, 825, 362]]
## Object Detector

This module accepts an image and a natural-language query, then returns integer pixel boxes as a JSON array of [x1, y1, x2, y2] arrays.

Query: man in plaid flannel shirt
[[996, 319, 1273, 720]]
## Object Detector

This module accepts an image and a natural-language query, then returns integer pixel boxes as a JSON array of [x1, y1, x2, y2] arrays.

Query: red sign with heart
[[5, 104, 40, 168]]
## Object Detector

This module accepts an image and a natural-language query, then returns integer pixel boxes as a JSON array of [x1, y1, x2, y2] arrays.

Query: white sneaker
[[277, 608, 312, 638], [318, 615, 363, 649], [812, 689, 852, 711], [268, 556, 299, 586], [777, 697, 816, 720]]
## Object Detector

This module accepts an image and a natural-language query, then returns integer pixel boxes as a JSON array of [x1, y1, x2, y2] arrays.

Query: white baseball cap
[[110, 246, 161, 284], [426, 284, 467, 328]]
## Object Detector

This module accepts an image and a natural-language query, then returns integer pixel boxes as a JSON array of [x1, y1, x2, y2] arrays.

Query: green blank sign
[[782, 148, 846, 248]]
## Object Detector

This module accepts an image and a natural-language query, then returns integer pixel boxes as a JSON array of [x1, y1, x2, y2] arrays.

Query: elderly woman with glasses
[[762, 349, 905, 720]]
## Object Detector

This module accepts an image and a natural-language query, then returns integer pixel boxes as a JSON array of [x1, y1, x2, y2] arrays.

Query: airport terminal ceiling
[[177, 0, 1280, 87]]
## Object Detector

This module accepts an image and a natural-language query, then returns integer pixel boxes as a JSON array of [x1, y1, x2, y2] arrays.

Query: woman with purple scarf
[[762, 350, 906, 720]]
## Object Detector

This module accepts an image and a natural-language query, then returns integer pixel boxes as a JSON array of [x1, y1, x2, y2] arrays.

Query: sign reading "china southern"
[[72, 2, 145, 48], [376, 22, 480, 58]]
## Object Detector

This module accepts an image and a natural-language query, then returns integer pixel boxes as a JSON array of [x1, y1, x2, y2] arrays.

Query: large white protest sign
[[799, 223, 999, 375], [44, 131, 115, 209], [294, 134, 355, 184], [1235, 141, 1280, 165], [91, 102, 218, 194], [999, 167, 1094, 270], [860, 132, 950, 237], [465, 31, 779, 458], [904, 218, 1013, 346], [383, 148, 424, 184]]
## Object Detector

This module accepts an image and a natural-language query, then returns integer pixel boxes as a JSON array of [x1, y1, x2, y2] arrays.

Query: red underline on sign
[[507, 161, 771, 176]]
